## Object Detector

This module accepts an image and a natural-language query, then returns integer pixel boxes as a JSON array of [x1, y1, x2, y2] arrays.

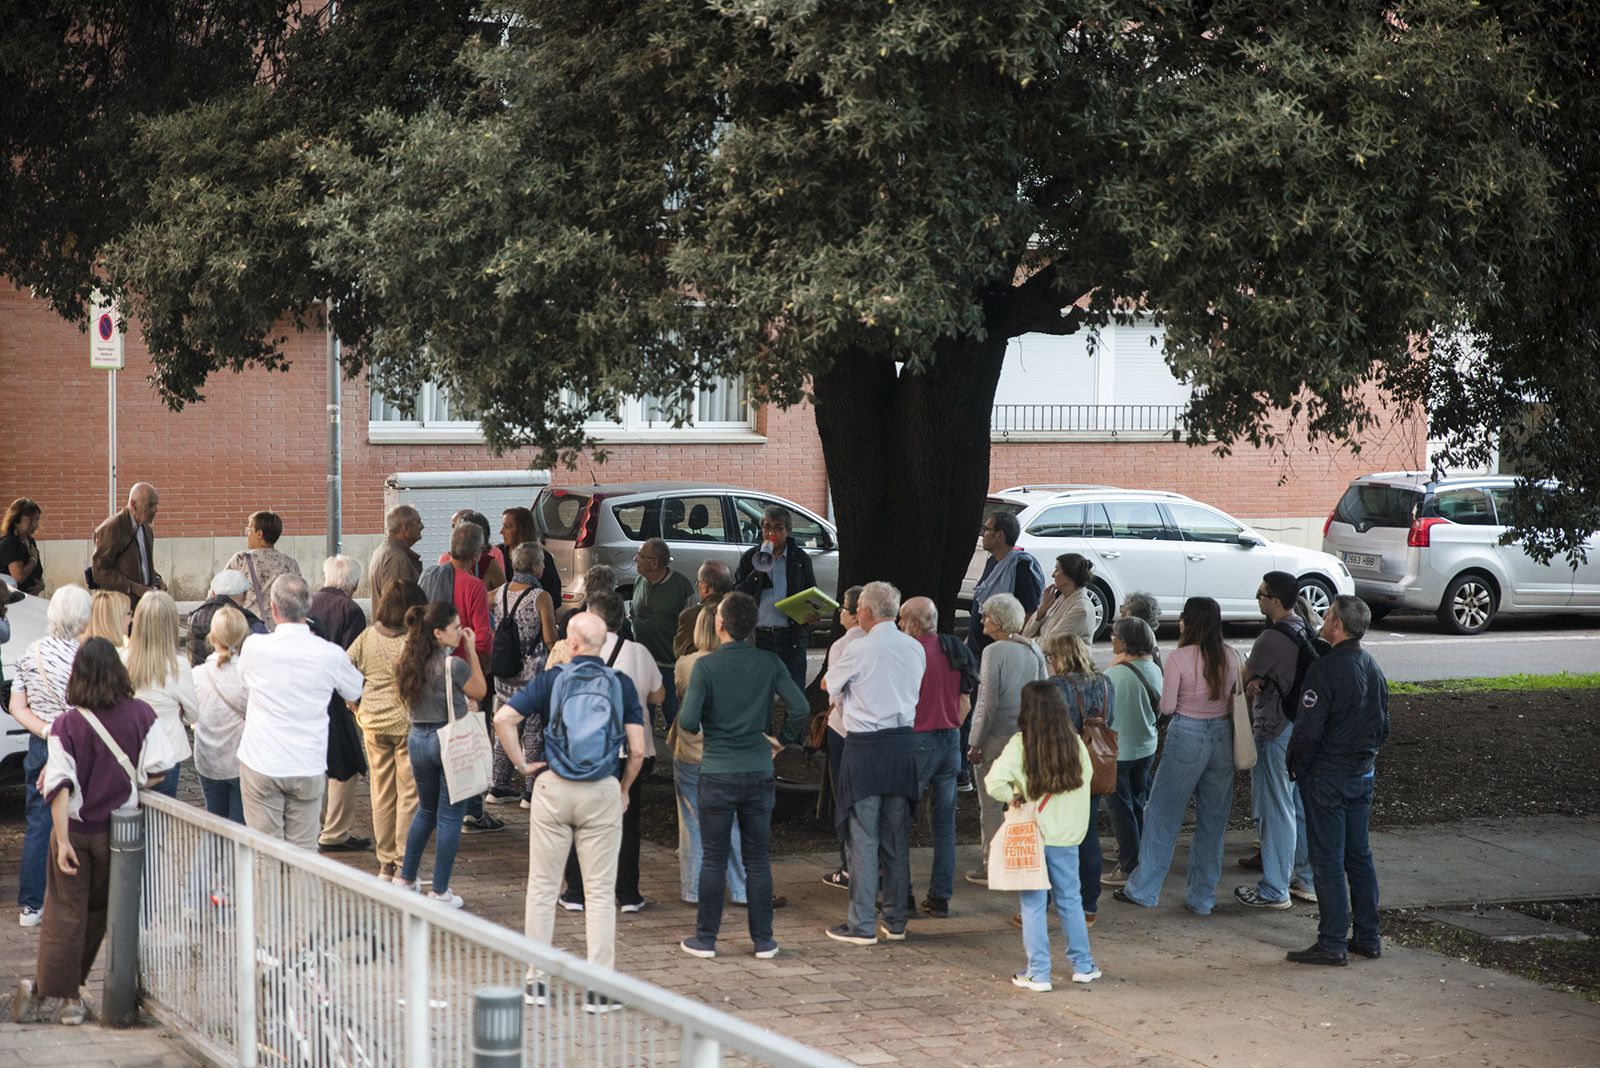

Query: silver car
[[532, 482, 839, 605], [1322, 472, 1600, 633]]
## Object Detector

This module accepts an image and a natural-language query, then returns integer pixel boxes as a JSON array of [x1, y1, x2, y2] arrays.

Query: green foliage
[[1388, 672, 1600, 696]]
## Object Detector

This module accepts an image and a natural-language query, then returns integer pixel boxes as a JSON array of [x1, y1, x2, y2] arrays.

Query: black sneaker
[[1349, 943, 1382, 960], [955, 770, 975, 794], [822, 869, 850, 890], [919, 896, 950, 919], [583, 992, 623, 1014], [462, 813, 506, 834], [1287, 944, 1348, 967]]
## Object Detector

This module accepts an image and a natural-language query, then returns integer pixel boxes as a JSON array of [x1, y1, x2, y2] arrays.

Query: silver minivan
[[532, 482, 839, 604], [1322, 472, 1600, 633]]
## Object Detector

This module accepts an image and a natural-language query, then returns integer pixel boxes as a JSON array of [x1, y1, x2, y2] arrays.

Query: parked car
[[532, 482, 840, 604], [962, 486, 1355, 638], [0, 584, 48, 787], [1321, 471, 1600, 634]]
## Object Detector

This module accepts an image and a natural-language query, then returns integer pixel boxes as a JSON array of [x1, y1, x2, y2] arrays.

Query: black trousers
[[562, 757, 653, 905]]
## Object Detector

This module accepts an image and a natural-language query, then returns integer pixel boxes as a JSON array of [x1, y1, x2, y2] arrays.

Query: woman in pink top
[[1113, 597, 1243, 915]]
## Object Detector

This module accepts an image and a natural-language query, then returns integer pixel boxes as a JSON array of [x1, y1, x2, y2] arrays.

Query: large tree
[[6, 2, 1596, 619]]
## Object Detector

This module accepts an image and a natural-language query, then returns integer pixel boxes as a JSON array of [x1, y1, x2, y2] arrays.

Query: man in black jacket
[[1286, 594, 1390, 966], [733, 504, 816, 692]]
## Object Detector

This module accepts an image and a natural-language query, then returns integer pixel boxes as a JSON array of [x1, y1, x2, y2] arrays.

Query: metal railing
[[991, 403, 1187, 435], [134, 792, 841, 1068]]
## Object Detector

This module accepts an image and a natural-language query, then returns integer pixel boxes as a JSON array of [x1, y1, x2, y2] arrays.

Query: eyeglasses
[[1255, 590, 1269, 599]]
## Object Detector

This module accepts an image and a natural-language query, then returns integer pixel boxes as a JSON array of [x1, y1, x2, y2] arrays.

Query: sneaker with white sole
[[1099, 866, 1130, 888], [877, 922, 907, 942], [824, 924, 877, 946], [18, 907, 42, 928], [822, 869, 850, 890], [1012, 972, 1052, 992], [618, 898, 648, 914], [523, 980, 548, 1007], [1233, 886, 1292, 910], [558, 896, 585, 912], [484, 790, 520, 805], [1289, 879, 1319, 904], [753, 940, 779, 960], [680, 936, 717, 959], [964, 869, 988, 887], [1071, 969, 1102, 984], [426, 889, 465, 909], [583, 992, 623, 1015], [462, 813, 506, 833]]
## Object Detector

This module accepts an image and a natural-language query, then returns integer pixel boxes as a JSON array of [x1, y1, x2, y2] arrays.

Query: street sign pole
[[108, 367, 117, 517]]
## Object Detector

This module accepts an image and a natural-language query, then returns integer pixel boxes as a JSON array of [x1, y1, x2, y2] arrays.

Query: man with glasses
[[734, 505, 817, 693], [1235, 571, 1319, 910], [961, 511, 1043, 790]]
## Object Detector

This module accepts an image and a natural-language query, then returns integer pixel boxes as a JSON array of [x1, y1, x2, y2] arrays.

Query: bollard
[[471, 987, 524, 1068], [103, 808, 145, 1028]]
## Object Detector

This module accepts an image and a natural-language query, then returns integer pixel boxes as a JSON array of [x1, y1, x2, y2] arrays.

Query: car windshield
[[1334, 484, 1419, 530]]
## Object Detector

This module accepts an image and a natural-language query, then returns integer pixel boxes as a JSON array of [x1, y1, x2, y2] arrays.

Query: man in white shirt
[[236, 575, 365, 850], [821, 581, 925, 945]]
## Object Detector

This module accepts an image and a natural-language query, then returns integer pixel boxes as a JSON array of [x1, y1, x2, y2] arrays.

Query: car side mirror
[[1238, 533, 1265, 548]]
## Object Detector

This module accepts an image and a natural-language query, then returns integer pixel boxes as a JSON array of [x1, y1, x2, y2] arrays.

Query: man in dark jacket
[[1286, 594, 1390, 967], [733, 504, 817, 693], [309, 555, 373, 854]]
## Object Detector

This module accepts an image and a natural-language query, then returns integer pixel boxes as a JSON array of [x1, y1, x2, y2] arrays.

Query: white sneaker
[[426, 890, 465, 909], [1289, 880, 1319, 904], [1071, 969, 1102, 984], [18, 907, 43, 928], [1012, 972, 1052, 992]]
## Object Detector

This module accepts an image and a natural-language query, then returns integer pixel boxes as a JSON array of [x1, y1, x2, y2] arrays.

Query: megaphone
[[753, 539, 778, 573]]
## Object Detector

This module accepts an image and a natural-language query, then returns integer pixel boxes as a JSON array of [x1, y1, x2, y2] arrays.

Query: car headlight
[[1336, 560, 1351, 578]]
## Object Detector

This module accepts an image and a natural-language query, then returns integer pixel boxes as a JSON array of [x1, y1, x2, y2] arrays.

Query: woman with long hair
[[348, 580, 429, 882], [1115, 596, 1242, 914], [1043, 633, 1115, 926], [0, 497, 45, 596], [120, 592, 197, 798], [496, 507, 560, 603], [191, 607, 251, 823], [984, 681, 1099, 990], [12, 638, 176, 1026], [395, 601, 487, 907], [81, 590, 131, 648]]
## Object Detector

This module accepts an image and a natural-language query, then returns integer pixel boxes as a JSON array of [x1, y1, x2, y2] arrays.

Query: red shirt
[[913, 632, 963, 732], [451, 566, 493, 661]]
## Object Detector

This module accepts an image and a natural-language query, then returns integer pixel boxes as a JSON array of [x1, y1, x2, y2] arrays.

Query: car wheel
[[1085, 581, 1114, 641], [1297, 576, 1336, 620], [1437, 573, 1497, 635], [1364, 603, 1392, 624]]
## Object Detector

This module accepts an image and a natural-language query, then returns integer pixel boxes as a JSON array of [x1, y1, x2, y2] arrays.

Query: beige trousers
[[319, 775, 362, 846], [240, 763, 326, 852], [524, 775, 624, 970], [363, 731, 419, 868]]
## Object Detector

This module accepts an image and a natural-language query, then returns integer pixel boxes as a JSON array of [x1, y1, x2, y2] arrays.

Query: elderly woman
[[965, 592, 1049, 885], [1118, 590, 1164, 668], [1099, 617, 1163, 886], [311, 555, 372, 854], [224, 510, 303, 629], [9, 586, 92, 929], [188, 570, 265, 665], [1023, 553, 1097, 645], [485, 541, 557, 805]]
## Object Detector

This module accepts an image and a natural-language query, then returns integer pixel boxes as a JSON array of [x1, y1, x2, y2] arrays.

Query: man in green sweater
[[676, 592, 809, 960], [631, 537, 694, 725]]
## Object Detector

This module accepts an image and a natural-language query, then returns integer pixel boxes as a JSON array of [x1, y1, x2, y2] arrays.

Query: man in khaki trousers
[[495, 613, 645, 1014]]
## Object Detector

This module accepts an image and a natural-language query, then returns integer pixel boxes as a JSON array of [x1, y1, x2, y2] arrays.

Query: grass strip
[[1390, 672, 1600, 696]]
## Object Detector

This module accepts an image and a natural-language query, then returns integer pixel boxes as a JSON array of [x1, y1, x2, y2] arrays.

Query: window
[[1166, 503, 1245, 544], [662, 495, 729, 543], [731, 497, 831, 550], [1025, 504, 1088, 538], [1425, 488, 1496, 526], [1104, 501, 1169, 540], [368, 382, 479, 426], [611, 500, 660, 541]]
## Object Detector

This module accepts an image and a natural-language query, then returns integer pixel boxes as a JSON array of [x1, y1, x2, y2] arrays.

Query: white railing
[[991, 403, 1186, 435], [135, 791, 841, 1068]]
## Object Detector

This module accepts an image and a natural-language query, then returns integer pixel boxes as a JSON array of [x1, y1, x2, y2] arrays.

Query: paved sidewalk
[[2, 796, 1597, 1066]]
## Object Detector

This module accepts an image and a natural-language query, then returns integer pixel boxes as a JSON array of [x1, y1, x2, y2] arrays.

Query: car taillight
[[573, 494, 606, 549], [1407, 517, 1448, 548], [1322, 508, 1336, 537]]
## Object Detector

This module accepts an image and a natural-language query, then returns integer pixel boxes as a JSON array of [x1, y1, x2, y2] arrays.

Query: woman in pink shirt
[[1113, 597, 1242, 915]]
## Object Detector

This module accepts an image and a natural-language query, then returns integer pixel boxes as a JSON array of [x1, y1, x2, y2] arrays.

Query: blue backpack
[[544, 659, 627, 781]]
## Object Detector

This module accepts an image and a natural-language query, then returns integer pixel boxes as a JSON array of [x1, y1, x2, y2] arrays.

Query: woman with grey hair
[[964, 592, 1049, 885], [1118, 591, 1163, 667], [1100, 616, 1163, 886], [9, 585, 91, 928], [484, 542, 557, 805]]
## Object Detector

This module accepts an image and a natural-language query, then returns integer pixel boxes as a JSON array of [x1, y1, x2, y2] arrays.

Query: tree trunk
[[813, 326, 1011, 633]]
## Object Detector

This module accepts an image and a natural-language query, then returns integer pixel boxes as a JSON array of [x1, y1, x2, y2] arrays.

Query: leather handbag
[[1065, 676, 1119, 795], [1230, 651, 1258, 771]]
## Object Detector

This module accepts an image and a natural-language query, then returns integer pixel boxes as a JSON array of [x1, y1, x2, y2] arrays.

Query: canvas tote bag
[[438, 661, 493, 805], [986, 796, 1052, 891]]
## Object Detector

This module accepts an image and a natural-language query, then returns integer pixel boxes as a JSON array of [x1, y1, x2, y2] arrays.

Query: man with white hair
[[495, 612, 646, 1014], [236, 575, 365, 850], [368, 504, 423, 618], [90, 482, 165, 602], [188, 569, 265, 665], [8, 585, 91, 927], [822, 581, 925, 946], [310, 556, 372, 854]]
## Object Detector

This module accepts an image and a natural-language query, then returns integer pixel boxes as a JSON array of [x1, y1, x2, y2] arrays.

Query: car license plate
[[1343, 552, 1381, 570]]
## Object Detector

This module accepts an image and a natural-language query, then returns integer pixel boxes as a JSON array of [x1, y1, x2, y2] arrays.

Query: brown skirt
[[35, 828, 111, 999]]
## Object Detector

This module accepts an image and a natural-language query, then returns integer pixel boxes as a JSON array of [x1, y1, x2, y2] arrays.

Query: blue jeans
[[846, 793, 911, 936], [401, 725, 469, 892], [1301, 772, 1381, 955], [1079, 795, 1102, 916], [912, 729, 960, 901], [658, 676, 679, 728], [1020, 844, 1096, 978], [696, 772, 774, 946], [19, 736, 49, 910], [674, 760, 746, 904], [1125, 715, 1234, 913], [199, 774, 246, 824], [1254, 726, 1314, 901], [152, 762, 181, 798], [1106, 755, 1154, 870]]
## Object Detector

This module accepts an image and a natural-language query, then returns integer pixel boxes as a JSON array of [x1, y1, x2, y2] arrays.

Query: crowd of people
[[3, 487, 1391, 1024]]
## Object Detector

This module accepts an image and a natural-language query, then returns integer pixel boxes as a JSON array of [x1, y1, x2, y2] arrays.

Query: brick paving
[[4, 769, 1599, 1066]]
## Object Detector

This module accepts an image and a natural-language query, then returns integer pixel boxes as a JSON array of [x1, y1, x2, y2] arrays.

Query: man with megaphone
[[733, 504, 817, 693]]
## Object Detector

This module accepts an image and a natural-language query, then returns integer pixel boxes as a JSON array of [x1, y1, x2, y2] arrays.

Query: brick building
[[0, 283, 1426, 598]]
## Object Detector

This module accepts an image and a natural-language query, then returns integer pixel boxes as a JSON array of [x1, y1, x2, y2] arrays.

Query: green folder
[[774, 586, 839, 626]]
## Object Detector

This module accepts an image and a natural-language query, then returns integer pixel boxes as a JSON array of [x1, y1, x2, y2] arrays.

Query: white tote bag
[[438, 663, 492, 805]]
